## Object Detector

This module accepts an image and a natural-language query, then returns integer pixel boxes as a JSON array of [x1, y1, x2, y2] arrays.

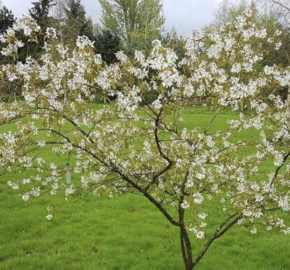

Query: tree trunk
[[179, 225, 193, 270]]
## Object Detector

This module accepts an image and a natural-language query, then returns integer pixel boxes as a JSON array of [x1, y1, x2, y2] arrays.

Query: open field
[[0, 105, 290, 270]]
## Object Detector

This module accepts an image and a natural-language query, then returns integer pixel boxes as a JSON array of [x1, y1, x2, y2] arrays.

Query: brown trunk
[[179, 225, 193, 270]]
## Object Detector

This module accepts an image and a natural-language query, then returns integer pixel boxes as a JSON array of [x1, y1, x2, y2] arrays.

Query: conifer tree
[[94, 28, 121, 64], [0, 6, 15, 34], [29, 0, 56, 33], [63, 0, 94, 45]]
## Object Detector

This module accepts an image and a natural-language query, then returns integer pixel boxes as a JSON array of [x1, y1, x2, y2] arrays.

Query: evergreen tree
[[63, 0, 94, 45], [94, 28, 121, 64], [29, 0, 56, 33], [0, 6, 15, 34]]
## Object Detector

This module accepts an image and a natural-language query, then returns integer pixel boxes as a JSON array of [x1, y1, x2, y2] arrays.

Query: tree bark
[[179, 225, 193, 270]]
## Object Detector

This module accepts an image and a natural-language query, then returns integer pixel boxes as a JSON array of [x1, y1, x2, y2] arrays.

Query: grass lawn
[[0, 105, 290, 270]]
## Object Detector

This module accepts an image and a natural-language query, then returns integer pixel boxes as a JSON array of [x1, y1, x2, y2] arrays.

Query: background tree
[[255, 0, 290, 28], [63, 0, 94, 46], [161, 27, 186, 61], [210, 0, 248, 26], [0, 6, 15, 34], [29, 0, 56, 33], [94, 27, 121, 64], [99, 0, 165, 54], [25, 0, 56, 62]]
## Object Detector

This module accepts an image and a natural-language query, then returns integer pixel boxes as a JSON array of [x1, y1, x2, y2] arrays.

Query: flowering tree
[[1, 8, 290, 270]]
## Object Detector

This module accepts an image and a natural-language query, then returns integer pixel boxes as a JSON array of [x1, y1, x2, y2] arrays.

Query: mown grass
[[0, 105, 290, 270]]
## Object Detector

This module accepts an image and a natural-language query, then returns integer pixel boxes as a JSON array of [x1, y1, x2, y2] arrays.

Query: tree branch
[[192, 213, 242, 268]]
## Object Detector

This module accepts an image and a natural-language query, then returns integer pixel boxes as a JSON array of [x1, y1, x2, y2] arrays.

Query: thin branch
[[192, 213, 242, 268], [272, 0, 290, 13], [204, 107, 220, 135], [270, 151, 290, 187]]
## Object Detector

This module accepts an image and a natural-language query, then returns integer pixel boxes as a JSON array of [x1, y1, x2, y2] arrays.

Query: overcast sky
[[2, 0, 222, 35]]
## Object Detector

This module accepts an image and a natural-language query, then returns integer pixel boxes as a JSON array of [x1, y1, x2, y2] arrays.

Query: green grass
[[0, 105, 290, 270]]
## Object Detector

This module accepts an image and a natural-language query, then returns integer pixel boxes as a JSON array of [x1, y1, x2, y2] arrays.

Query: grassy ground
[[0, 105, 290, 270]]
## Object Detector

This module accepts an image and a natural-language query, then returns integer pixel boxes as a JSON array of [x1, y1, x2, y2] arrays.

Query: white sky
[[2, 0, 222, 35]]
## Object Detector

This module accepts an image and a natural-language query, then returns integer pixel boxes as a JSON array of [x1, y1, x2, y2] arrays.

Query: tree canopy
[[1, 7, 290, 269], [99, 0, 165, 53]]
